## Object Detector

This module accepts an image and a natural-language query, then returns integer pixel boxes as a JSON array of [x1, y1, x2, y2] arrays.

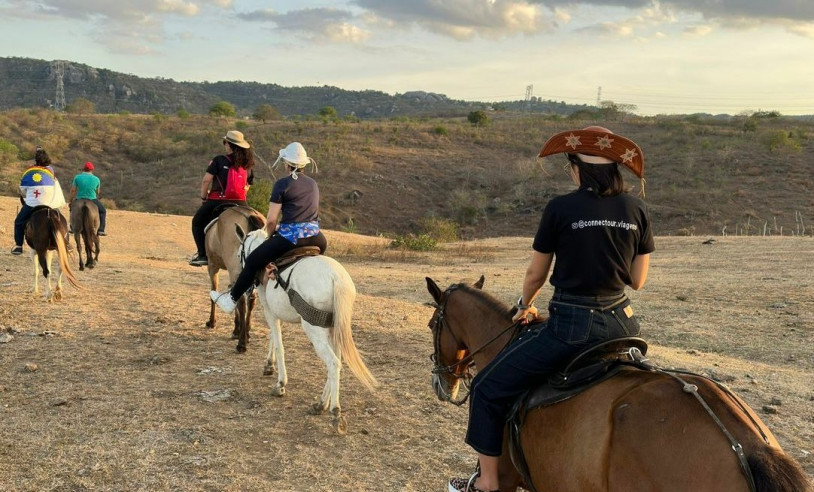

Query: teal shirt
[[72, 172, 101, 200]]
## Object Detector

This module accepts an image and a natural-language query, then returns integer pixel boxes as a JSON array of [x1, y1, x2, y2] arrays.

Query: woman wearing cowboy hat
[[189, 130, 255, 266], [210, 142, 326, 313], [448, 126, 655, 492]]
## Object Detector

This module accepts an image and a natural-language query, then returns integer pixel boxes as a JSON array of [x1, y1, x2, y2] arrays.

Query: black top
[[533, 189, 655, 296], [270, 174, 320, 224], [206, 155, 254, 195]]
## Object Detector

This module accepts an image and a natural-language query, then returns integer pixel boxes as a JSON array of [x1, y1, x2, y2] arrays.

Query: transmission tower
[[525, 84, 533, 112], [53, 60, 66, 111], [596, 86, 602, 107]]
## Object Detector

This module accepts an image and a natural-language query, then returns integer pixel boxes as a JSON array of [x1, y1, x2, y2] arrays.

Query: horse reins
[[429, 285, 520, 406]]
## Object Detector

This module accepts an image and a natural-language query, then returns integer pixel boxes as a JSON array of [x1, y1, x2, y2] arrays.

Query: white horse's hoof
[[333, 415, 348, 435], [270, 385, 285, 397], [309, 402, 327, 415], [263, 363, 274, 376]]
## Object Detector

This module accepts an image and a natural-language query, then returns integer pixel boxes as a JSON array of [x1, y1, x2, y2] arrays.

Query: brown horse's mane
[[455, 283, 514, 320]]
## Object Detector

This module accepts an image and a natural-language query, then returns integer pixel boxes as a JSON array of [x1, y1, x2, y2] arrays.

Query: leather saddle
[[204, 204, 264, 234], [507, 337, 652, 492], [262, 246, 322, 286]]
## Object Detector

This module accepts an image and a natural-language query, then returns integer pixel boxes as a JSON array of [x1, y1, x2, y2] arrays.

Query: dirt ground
[[0, 196, 811, 491]]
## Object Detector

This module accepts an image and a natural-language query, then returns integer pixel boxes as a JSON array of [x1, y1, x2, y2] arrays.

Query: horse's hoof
[[309, 402, 326, 415], [333, 415, 348, 435], [87, 263, 95, 270], [263, 364, 274, 376], [79, 265, 85, 271], [270, 385, 285, 397], [235, 344, 247, 354]]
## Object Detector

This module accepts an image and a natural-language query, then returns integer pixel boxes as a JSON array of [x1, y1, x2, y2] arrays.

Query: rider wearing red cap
[[69, 161, 107, 236]]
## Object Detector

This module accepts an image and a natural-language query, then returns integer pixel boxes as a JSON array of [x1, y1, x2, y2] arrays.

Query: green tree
[[253, 104, 280, 123], [467, 110, 489, 127], [0, 138, 19, 164], [65, 97, 95, 115], [177, 108, 190, 119], [209, 101, 236, 117], [247, 178, 272, 215], [318, 106, 338, 119]]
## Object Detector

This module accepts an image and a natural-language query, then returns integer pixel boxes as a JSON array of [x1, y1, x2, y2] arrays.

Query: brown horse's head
[[426, 275, 517, 405]]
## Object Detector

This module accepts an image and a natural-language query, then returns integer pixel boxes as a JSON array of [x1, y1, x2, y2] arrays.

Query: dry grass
[[0, 196, 811, 491]]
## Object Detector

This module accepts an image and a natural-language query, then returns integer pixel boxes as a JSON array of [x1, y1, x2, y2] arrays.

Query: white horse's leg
[[44, 250, 54, 301], [302, 323, 342, 415], [29, 249, 42, 294], [261, 304, 287, 396]]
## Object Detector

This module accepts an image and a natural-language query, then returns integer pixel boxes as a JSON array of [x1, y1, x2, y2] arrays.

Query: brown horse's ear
[[426, 277, 443, 304], [235, 223, 246, 241], [474, 275, 485, 289]]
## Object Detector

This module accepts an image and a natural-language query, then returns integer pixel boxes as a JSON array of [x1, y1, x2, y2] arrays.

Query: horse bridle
[[428, 285, 520, 406]]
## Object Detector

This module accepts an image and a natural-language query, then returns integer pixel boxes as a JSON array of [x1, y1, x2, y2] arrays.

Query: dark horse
[[70, 199, 100, 271], [425, 276, 811, 492], [25, 206, 80, 301], [204, 205, 266, 353]]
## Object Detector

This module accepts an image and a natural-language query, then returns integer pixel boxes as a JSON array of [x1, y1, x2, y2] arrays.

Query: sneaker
[[189, 253, 208, 266], [448, 473, 497, 492], [10, 245, 23, 255], [210, 291, 237, 314], [98, 231, 106, 236]]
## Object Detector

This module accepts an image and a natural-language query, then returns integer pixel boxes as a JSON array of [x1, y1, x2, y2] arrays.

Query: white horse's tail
[[329, 266, 378, 391], [51, 212, 80, 289]]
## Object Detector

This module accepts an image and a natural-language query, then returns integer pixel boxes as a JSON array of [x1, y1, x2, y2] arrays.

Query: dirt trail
[[0, 196, 811, 491]]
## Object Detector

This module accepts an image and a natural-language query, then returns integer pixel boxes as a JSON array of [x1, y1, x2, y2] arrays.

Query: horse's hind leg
[[233, 296, 248, 353], [206, 269, 218, 329], [44, 250, 54, 301], [30, 250, 40, 294], [75, 233, 84, 271], [262, 311, 286, 396], [302, 323, 342, 426]]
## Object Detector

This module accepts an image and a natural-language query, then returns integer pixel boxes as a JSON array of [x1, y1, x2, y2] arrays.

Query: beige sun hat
[[222, 130, 251, 149]]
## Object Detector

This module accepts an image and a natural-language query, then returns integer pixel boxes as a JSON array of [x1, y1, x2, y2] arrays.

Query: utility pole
[[53, 60, 66, 111], [596, 86, 602, 107], [525, 84, 533, 113]]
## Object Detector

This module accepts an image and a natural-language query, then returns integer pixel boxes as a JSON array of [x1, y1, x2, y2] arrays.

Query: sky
[[1, 0, 813, 115]]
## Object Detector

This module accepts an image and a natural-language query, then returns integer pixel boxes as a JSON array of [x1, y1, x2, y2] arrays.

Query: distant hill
[[0, 57, 591, 118]]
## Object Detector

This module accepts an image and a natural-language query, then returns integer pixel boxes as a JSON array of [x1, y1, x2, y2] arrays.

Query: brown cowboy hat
[[538, 125, 644, 178]]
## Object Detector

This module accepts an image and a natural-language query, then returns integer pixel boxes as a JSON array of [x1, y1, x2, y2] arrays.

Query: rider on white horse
[[211, 142, 325, 313]]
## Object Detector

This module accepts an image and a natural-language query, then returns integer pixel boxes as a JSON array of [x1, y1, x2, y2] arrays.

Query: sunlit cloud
[[683, 25, 713, 37], [236, 7, 371, 44]]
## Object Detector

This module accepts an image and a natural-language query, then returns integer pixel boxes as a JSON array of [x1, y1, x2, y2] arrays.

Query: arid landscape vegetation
[[0, 109, 812, 241], [0, 196, 811, 490]]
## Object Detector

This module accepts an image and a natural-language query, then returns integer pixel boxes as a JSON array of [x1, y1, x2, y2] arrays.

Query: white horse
[[236, 226, 378, 434]]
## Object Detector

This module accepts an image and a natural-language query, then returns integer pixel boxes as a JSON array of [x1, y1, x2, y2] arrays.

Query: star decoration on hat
[[564, 133, 581, 149], [621, 148, 638, 163], [595, 135, 614, 150]]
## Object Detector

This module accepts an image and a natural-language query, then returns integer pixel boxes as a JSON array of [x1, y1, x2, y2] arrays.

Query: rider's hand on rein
[[512, 306, 538, 324]]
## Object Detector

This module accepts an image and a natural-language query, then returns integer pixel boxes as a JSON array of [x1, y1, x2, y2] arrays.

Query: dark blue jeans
[[93, 199, 107, 232], [14, 204, 35, 246], [465, 291, 641, 456]]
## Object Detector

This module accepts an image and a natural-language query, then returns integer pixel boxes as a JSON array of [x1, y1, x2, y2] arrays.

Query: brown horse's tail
[[50, 210, 81, 289], [329, 261, 378, 391], [81, 202, 95, 250], [748, 446, 812, 492]]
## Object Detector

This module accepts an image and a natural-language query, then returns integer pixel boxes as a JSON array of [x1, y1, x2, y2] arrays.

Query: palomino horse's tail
[[329, 264, 378, 391], [50, 209, 81, 289], [747, 446, 812, 492]]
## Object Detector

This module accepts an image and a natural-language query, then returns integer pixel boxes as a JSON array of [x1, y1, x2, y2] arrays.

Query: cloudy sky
[[1, 0, 812, 115]]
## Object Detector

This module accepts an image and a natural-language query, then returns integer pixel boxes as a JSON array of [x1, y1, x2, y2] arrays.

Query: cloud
[[682, 24, 712, 37], [236, 7, 371, 44], [352, 0, 549, 39]]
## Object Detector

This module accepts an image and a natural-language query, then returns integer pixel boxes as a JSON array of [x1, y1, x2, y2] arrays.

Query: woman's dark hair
[[226, 142, 255, 170], [34, 148, 52, 166], [568, 154, 627, 197]]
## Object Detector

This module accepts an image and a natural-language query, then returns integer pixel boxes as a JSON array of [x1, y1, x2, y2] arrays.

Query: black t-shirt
[[206, 155, 254, 195], [533, 189, 655, 295], [270, 174, 320, 224]]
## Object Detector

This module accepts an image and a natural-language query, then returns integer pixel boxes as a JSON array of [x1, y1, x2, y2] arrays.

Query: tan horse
[[205, 205, 266, 353], [425, 277, 811, 492], [69, 199, 100, 270], [25, 207, 80, 301]]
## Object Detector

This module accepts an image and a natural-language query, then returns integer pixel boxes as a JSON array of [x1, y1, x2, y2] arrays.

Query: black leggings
[[191, 199, 246, 256], [228, 232, 327, 300]]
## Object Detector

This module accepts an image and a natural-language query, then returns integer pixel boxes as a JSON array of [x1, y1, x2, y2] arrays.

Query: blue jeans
[[14, 204, 35, 246], [464, 291, 641, 456]]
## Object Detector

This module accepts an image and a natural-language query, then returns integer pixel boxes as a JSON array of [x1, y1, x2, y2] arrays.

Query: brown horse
[[205, 205, 266, 353], [425, 277, 811, 492], [24, 207, 80, 301], [70, 199, 100, 271]]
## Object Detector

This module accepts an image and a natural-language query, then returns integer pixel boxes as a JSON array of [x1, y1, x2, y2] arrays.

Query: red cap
[[83, 162, 94, 171]]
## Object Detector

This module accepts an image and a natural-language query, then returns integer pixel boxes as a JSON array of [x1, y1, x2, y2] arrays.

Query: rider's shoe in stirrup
[[189, 253, 208, 266], [97, 230, 106, 236], [10, 245, 23, 255], [210, 291, 237, 314], [448, 472, 498, 492]]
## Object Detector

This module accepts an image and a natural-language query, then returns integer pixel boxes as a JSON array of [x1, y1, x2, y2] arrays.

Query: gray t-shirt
[[270, 174, 320, 223]]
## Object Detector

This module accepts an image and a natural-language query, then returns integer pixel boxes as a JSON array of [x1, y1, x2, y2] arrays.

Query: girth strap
[[287, 288, 333, 328]]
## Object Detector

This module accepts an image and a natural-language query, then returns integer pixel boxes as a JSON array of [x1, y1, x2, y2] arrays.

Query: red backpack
[[223, 165, 248, 200]]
